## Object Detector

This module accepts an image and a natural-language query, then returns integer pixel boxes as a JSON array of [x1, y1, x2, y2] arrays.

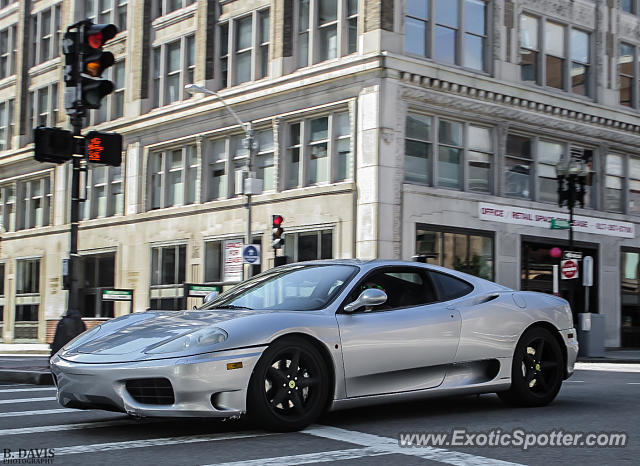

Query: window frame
[[0, 98, 14, 151], [31, 4, 61, 67], [519, 12, 593, 97], [0, 24, 16, 79], [81, 164, 125, 220], [619, 42, 638, 108], [27, 83, 59, 142], [405, 0, 490, 73], [149, 243, 187, 310], [84, 0, 128, 31], [152, 34, 195, 108], [284, 228, 334, 263], [148, 144, 198, 210]]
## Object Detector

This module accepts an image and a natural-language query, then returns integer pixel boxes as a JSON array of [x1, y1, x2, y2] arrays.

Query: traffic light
[[81, 23, 118, 109], [34, 127, 74, 164], [85, 131, 123, 167], [272, 215, 285, 249]]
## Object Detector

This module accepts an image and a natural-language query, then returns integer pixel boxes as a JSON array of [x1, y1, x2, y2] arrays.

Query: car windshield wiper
[[207, 304, 253, 310]]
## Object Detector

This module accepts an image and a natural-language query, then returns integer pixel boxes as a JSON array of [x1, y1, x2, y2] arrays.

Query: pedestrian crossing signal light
[[272, 215, 285, 249], [85, 131, 123, 167], [33, 127, 74, 164]]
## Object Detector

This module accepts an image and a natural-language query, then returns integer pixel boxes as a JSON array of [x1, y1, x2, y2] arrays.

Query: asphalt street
[[0, 362, 637, 466]]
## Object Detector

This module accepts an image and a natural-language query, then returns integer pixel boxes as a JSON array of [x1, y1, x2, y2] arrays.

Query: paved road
[[0, 363, 637, 465]]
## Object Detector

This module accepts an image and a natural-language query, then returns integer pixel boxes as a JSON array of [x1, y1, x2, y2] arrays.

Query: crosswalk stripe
[[0, 397, 56, 405], [3, 432, 273, 458], [303, 425, 524, 466], [0, 387, 56, 394], [203, 446, 392, 466], [0, 419, 138, 436], [0, 408, 80, 418]]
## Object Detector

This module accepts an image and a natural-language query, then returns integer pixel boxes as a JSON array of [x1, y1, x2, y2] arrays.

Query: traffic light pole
[[245, 123, 254, 280]]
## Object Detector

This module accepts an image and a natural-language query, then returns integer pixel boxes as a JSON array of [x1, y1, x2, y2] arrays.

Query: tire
[[498, 327, 564, 407], [247, 337, 329, 431]]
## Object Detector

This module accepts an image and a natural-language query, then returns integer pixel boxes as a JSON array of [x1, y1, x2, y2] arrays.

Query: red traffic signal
[[81, 23, 118, 109], [85, 131, 122, 167], [86, 24, 118, 48], [272, 215, 285, 249]]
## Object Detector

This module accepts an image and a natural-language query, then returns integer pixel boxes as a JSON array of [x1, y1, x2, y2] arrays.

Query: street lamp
[[185, 84, 261, 278], [555, 155, 589, 320]]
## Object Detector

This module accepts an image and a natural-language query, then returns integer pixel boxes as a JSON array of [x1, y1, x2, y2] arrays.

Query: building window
[[621, 0, 635, 14], [404, 113, 493, 193], [19, 177, 52, 230], [219, 9, 270, 88], [605, 154, 624, 213], [149, 145, 197, 210], [81, 165, 124, 219], [155, 0, 194, 18], [87, 60, 125, 125], [0, 25, 16, 79], [80, 253, 116, 318], [207, 139, 228, 201], [520, 14, 590, 96], [416, 226, 494, 280], [286, 111, 353, 189], [152, 35, 195, 108], [620, 43, 635, 107], [15, 258, 40, 340], [150, 244, 186, 310], [296, 0, 358, 69], [536, 140, 563, 205], [27, 84, 59, 142], [284, 229, 333, 263], [406, 0, 487, 72], [0, 99, 14, 151], [205, 238, 252, 283], [505, 134, 532, 199], [31, 4, 61, 67], [84, 0, 127, 31], [0, 185, 15, 232], [256, 130, 275, 191], [630, 158, 640, 215]]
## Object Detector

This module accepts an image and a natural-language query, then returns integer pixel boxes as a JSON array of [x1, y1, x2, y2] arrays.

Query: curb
[[0, 370, 54, 385]]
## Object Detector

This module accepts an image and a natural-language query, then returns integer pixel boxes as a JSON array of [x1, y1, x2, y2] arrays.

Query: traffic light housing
[[85, 131, 123, 167], [272, 215, 284, 249], [34, 127, 74, 164], [81, 23, 117, 109]]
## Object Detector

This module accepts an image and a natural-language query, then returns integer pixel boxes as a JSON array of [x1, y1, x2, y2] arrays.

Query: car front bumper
[[50, 346, 266, 418], [561, 328, 579, 378]]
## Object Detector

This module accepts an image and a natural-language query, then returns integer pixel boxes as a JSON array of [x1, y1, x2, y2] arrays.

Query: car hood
[[64, 308, 275, 359]]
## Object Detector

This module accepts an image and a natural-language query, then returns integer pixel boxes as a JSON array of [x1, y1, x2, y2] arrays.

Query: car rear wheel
[[498, 327, 564, 407], [247, 337, 329, 431]]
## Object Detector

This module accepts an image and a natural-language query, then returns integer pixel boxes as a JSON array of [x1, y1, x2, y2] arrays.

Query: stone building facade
[[1, 0, 640, 349]]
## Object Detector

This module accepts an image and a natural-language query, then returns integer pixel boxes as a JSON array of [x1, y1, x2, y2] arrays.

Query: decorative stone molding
[[398, 70, 640, 147]]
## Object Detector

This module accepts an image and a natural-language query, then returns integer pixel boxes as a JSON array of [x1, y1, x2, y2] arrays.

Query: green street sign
[[550, 219, 571, 230], [102, 289, 133, 301], [185, 284, 221, 297]]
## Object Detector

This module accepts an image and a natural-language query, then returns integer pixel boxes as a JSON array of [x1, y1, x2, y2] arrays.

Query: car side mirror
[[343, 288, 387, 313], [204, 291, 219, 304]]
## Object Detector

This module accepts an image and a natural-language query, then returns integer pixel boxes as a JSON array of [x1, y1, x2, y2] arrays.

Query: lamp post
[[185, 84, 259, 279], [555, 155, 589, 320]]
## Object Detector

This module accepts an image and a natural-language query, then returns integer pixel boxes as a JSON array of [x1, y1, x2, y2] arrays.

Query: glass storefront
[[621, 249, 640, 348], [416, 225, 494, 280], [521, 240, 598, 322]]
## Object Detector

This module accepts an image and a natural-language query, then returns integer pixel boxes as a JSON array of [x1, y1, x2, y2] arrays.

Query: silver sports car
[[51, 260, 578, 431]]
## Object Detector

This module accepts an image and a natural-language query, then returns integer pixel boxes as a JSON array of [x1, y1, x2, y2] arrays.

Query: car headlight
[[62, 325, 103, 353], [145, 327, 228, 354]]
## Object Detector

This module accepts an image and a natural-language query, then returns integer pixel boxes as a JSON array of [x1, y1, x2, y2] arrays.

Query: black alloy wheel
[[247, 337, 329, 431], [498, 327, 564, 407]]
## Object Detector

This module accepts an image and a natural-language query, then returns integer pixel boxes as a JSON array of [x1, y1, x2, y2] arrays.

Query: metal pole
[[245, 122, 254, 279], [568, 175, 576, 324]]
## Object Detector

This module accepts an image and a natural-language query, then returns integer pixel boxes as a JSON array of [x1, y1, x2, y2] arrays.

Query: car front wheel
[[247, 337, 329, 431], [498, 327, 564, 407]]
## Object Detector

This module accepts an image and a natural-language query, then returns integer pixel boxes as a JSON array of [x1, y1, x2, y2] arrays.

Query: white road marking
[[0, 419, 138, 436], [575, 363, 640, 373], [3, 432, 273, 458], [565, 380, 585, 383], [628, 382, 640, 385], [204, 446, 392, 466], [0, 396, 56, 404], [303, 425, 524, 466], [0, 387, 56, 394], [0, 408, 80, 418]]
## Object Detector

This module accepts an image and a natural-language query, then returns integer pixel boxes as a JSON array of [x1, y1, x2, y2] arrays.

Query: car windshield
[[199, 264, 359, 311]]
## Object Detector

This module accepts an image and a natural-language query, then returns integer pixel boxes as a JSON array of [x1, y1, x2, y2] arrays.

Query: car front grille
[[125, 378, 175, 405]]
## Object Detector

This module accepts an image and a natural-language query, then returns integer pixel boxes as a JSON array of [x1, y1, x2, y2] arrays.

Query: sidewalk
[[577, 349, 640, 363]]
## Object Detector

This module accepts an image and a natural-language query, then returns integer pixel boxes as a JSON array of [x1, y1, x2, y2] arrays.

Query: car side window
[[348, 268, 437, 311], [429, 271, 474, 301]]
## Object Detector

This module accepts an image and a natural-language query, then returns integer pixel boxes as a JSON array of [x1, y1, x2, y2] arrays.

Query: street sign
[[243, 244, 261, 265], [184, 284, 221, 298], [550, 219, 571, 230], [563, 250, 583, 260], [561, 259, 579, 280], [223, 239, 244, 282], [102, 289, 133, 301]]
